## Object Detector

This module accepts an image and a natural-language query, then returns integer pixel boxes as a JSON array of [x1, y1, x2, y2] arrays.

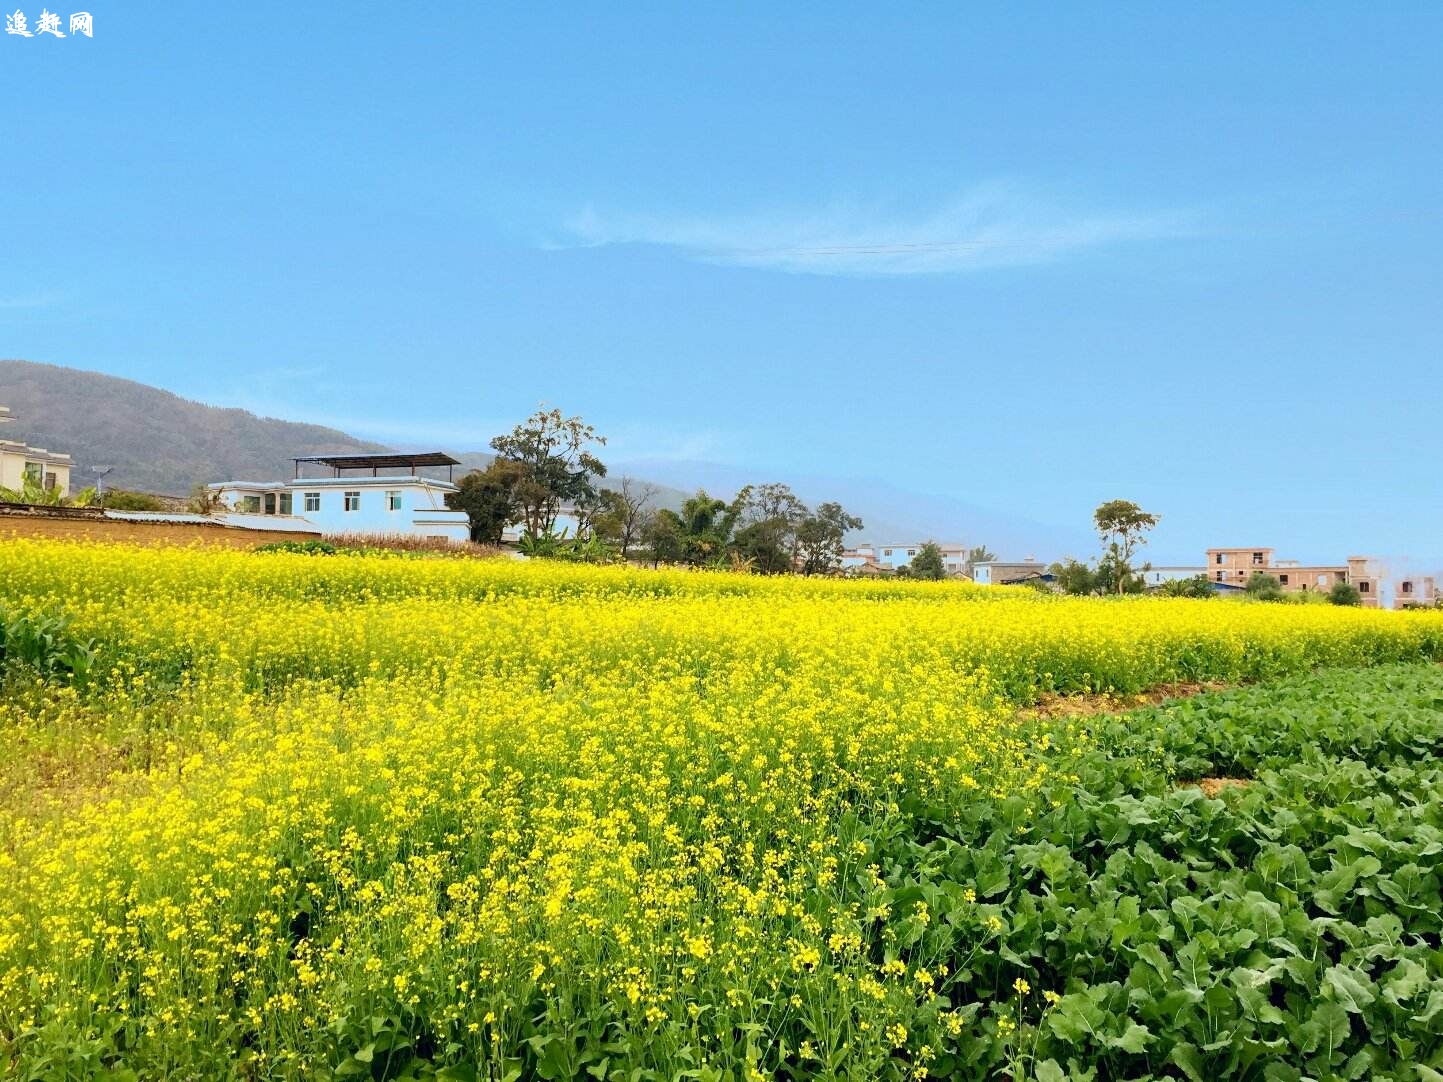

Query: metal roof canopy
[[292, 451, 460, 480]]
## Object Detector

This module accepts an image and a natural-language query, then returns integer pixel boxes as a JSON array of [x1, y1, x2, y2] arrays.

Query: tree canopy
[[907, 541, 947, 581], [1093, 499, 1160, 595], [490, 407, 607, 538]]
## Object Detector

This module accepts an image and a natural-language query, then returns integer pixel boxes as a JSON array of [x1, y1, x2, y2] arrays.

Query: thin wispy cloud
[[0, 291, 63, 310], [560, 183, 1199, 277]]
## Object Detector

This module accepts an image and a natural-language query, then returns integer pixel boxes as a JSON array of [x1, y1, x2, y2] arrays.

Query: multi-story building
[[1394, 575, 1437, 609], [210, 452, 471, 542], [0, 405, 72, 496], [1205, 547, 1379, 606]]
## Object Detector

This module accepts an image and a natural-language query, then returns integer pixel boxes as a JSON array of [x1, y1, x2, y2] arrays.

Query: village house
[[1394, 575, 1437, 609], [1206, 547, 1380, 607], [842, 542, 973, 575], [209, 452, 471, 542], [0, 406, 72, 496], [970, 559, 1050, 586]]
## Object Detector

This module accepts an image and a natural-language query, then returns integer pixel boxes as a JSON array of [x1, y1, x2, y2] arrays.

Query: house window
[[263, 493, 277, 515], [1215, 553, 1224, 565], [883, 549, 892, 556], [1360, 581, 1370, 594], [44, 472, 57, 491], [907, 549, 916, 556], [1252, 552, 1264, 565], [278, 493, 293, 515], [23, 462, 41, 483], [1402, 581, 1413, 595], [304, 492, 321, 513], [238, 495, 262, 513], [344, 491, 361, 512], [1216, 572, 1224, 582], [385, 490, 402, 511], [1279, 574, 1289, 585]]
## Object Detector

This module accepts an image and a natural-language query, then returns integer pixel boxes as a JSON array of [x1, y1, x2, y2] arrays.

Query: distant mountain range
[[0, 359, 1080, 556], [0, 360, 693, 508]]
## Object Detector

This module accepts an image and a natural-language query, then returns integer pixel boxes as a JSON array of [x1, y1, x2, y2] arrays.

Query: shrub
[[101, 489, 168, 511], [1155, 574, 1215, 599], [1329, 580, 1362, 606], [1245, 572, 1286, 601], [0, 606, 98, 684]]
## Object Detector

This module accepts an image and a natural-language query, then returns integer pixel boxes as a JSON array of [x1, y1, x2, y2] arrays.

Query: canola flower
[[1, 539, 1442, 1079]]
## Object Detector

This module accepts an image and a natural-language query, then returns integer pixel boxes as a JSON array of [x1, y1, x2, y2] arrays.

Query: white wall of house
[[211, 477, 470, 541]]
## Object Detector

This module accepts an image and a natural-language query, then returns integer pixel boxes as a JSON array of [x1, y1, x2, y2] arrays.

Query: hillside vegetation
[[0, 360, 392, 494]]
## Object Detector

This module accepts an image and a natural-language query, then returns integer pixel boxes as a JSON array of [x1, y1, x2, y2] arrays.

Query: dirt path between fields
[[1019, 680, 1226, 720]]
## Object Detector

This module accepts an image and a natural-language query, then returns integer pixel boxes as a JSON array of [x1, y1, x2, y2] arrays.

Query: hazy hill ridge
[[0, 360, 1057, 551], [0, 361, 701, 508], [0, 360, 445, 494]]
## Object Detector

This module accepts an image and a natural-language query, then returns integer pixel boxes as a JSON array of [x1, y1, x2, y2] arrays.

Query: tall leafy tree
[[795, 502, 863, 576], [1049, 557, 1103, 595], [728, 483, 808, 574], [446, 460, 526, 543], [490, 407, 607, 538], [641, 508, 686, 566], [674, 490, 738, 565], [908, 541, 947, 581], [592, 477, 658, 558], [1093, 499, 1160, 595]]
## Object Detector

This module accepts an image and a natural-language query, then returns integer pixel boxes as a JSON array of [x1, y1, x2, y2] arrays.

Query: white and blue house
[[210, 452, 471, 542]]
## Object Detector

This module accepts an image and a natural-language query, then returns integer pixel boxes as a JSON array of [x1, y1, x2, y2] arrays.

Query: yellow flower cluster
[[0, 539, 1439, 1077]]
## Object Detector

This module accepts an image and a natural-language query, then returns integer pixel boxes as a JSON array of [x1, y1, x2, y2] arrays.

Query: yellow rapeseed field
[[1, 539, 1441, 1079]]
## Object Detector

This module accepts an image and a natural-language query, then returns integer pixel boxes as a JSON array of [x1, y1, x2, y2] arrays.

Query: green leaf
[[1416, 988, 1443, 1024], [1169, 1042, 1206, 1082], [1035, 1061, 1067, 1082], [1380, 958, 1428, 1006], [1322, 965, 1377, 1014], [1300, 1001, 1351, 1054], [1106, 1022, 1153, 1054]]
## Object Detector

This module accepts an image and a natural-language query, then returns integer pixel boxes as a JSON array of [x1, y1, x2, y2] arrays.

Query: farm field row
[[1, 541, 1442, 1079]]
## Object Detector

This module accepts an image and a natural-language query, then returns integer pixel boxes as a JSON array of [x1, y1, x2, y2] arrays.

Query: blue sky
[[2, 5, 1441, 565]]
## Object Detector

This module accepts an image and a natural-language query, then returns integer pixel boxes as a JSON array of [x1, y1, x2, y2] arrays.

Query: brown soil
[[1021, 680, 1225, 720], [0, 515, 317, 549]]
